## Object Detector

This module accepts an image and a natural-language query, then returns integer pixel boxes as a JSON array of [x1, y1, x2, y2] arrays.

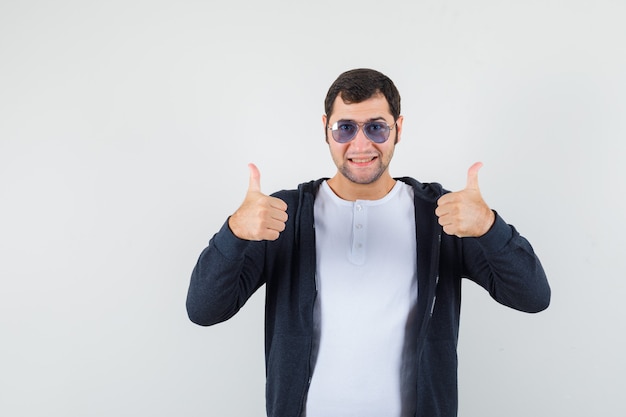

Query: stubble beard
[[339, 149, 393, 185]]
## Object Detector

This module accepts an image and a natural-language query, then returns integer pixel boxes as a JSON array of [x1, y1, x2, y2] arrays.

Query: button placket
[[351, 202, 367, 265]]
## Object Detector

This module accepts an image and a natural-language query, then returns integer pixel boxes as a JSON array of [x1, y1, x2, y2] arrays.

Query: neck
[[327, 174, 396, 201]]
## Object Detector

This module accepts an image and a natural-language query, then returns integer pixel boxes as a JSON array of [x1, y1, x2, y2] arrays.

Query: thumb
[[466, 161, 483, 190], [247, 163, 262, 193]]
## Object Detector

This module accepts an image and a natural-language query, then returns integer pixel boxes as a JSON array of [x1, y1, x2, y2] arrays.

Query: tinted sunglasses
[[328, 120, 397, 144]]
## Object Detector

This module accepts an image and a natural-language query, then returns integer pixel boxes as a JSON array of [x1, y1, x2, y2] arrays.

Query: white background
[[1, 1, 625, 416]]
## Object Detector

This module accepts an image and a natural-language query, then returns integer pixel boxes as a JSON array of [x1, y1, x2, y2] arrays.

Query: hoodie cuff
[[475, 211, 513, 254], [212, 217, 252, 261]]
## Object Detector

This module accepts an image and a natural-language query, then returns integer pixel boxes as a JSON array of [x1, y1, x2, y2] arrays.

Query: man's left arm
[[436, 162, 550, 312], [460, 213, 551, 312]]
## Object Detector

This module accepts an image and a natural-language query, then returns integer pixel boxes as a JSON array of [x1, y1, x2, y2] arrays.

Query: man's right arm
[[185, 163, 288, 326], [186, 220, 266, 326]]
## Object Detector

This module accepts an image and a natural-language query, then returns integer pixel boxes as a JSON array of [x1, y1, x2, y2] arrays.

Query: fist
[[435, 162, 495, 238], [228, 163, 288, 241]]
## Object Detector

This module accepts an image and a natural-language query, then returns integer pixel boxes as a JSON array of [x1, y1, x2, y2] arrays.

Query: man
[[186, 68, 551, 417]]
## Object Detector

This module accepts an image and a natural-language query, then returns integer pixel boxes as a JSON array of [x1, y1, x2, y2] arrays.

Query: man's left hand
[[435, 162, 496, 238]]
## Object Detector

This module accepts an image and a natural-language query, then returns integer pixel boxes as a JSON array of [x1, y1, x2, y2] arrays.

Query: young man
[[186, 68, 551, 417]]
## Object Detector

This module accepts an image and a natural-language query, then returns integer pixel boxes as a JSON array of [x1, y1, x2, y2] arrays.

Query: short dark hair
[[324, 68, 401, 121]]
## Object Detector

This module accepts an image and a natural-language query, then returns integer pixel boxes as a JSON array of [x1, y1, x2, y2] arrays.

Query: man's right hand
[[228, 163, 288, 241]]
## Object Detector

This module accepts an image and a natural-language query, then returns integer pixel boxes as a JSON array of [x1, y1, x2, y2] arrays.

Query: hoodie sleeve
[[186, 219, 267, 326], [461, 212, 551, 313]]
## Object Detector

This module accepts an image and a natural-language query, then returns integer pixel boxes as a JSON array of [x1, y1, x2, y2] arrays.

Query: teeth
[[352, 158, 372, 163]]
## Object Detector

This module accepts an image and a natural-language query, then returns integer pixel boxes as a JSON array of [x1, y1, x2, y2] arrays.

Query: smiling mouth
[[349, 156, 377, 164]]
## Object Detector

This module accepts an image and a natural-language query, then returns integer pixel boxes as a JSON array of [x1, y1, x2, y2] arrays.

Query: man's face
[[323, 94, 403, 187]]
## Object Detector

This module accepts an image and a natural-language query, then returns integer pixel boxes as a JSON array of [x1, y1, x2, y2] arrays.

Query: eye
[[366, 122, 387, 132], [336, 122, 356, 133]]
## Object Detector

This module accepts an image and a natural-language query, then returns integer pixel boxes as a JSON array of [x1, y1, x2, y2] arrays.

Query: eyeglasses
[[327, 120, 396, 144]]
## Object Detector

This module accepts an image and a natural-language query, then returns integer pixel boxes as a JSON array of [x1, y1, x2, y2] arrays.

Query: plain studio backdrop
[[1, 1, 624, 416]]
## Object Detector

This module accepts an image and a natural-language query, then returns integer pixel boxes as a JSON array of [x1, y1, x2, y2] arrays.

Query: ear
[[394, 115, 404, 144], [322, 114, 329, 143]]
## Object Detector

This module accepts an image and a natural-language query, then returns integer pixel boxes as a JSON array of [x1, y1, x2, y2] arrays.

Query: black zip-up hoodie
[[186, 178, 550, 417]]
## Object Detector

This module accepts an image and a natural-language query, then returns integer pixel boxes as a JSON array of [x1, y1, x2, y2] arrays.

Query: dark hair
[[324, 68, 401, 121]]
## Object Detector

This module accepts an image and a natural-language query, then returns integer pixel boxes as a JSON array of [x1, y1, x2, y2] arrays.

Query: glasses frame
[[327, 119, 397, 144]]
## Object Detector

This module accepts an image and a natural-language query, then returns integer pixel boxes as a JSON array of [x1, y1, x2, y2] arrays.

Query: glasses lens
[[364, 122, 391, 143], [330, 121, 393, 143], [331, 121, 358, 143]]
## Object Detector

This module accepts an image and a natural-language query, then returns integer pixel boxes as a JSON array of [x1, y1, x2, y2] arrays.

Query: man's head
[[322, 69, 404, 200], [324, 68, 401, 122]]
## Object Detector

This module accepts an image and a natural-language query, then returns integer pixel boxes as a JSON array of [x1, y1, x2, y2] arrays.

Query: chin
[[341, 168, 385, 185]]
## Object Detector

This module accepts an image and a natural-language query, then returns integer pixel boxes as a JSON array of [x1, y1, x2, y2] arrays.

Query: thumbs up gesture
[[435, 162, 496, 238], [228, 163, 289, 241]]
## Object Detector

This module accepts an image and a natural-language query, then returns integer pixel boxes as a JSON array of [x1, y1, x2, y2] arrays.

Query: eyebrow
[[337, 117, 389, 123]]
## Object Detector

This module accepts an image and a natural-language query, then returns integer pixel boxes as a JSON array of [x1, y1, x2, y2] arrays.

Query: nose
[[350, 126, 372, 150]]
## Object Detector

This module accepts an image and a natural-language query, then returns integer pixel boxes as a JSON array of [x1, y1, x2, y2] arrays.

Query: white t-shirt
[[305, 180, 418, 417]]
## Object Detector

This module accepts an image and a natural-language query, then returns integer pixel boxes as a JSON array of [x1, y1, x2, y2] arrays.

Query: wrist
[[479, 209, 496, 237]]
